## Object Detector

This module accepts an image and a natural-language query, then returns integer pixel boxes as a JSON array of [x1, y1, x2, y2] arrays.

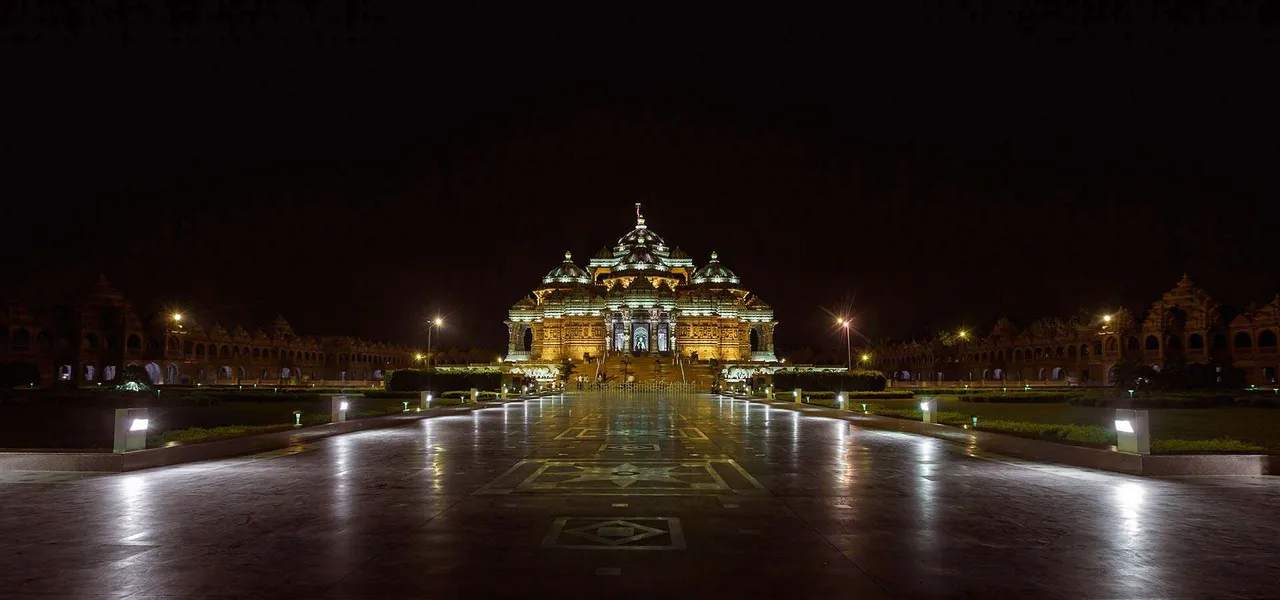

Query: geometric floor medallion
[[476, 458, 766, 496], [542, 517, 685, 550]]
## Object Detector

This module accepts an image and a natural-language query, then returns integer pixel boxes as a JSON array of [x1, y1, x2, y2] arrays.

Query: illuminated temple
[[504, 205, 777, 364]]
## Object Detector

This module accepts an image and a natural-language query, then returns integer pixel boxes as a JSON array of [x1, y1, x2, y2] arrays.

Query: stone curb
[[0, 397, 545, 473], [738, 397, 1279, 477]]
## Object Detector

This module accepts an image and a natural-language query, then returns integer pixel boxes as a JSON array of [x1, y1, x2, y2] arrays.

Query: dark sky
[[4, 3, 1278, 353]]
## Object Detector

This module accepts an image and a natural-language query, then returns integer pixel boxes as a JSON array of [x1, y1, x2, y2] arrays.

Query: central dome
[[617, 216, 667, 249], [616, 242, 668, 272]]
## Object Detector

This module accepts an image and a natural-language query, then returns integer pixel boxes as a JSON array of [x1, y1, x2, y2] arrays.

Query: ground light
[[402, 401, 409, 412], [129, 418, 149, 432], [861, 402, 868, 414], [293, 410, 302, 426]]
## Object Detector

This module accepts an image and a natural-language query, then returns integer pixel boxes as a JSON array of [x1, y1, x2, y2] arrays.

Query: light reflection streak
[[1115, 481, 1145, 537]]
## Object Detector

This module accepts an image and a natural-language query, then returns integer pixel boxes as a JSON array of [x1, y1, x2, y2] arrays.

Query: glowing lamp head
[[919, 401, 930, 411], [433, 317, 443, 327], [958, 330, 967, 338], [1115, 420, 1134, 433], [414, 353, 423, 361], [339, 401, 349, 411], [129, 418, 149, 432], [1103, 314, 1112, 323], [861, 353, 871, 362], [171, 312, 182, 322]]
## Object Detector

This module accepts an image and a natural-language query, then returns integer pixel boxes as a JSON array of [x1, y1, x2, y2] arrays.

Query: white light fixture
[[919, 401, 929, 411], [1115, 420, 1134, 433], [129, 418, 149, 432], [339, 401, 349, 411]]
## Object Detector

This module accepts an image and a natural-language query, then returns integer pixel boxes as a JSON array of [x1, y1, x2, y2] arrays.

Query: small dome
[[690, 251, 741, 286], [542, 251, 591, 285], [668, 246, 690, 259], [593, 246, 613, 259]]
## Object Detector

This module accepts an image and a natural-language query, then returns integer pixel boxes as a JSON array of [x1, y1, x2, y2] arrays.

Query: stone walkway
[[2, 393, 1278, 598]]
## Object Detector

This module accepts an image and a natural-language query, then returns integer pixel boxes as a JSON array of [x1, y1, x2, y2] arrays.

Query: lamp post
[[426, 317, 443, 395], [426, 317, 444, 370], [836, 318, 852, 371]]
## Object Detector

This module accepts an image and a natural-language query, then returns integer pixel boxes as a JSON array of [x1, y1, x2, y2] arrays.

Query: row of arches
[[1, 328, 415, 367], [879, 330, 1280, 369]]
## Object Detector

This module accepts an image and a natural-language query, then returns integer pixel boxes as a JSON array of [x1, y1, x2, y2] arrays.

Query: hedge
[[960, 392, 1082, 404], [771, 369, 886, 392], [1067, 395, 1277, 409], [385, 369, 503, 393]]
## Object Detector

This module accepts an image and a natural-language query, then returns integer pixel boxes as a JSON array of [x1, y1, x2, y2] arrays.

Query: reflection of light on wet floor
[[1115, 481, 1145, 537]]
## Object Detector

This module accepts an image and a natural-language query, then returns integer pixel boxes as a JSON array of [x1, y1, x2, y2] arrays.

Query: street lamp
[[836, 318, 852, 371], [958, 330, 967, 340], [426, 317, 444, 370]]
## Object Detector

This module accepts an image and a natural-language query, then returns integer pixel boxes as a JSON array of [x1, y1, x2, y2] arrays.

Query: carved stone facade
[[505, 205, 778, 363], [872, 275, 1280, 386], [1, 275, 419, 387]]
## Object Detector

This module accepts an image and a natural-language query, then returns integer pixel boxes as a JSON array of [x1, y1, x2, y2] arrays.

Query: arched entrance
[[633, 325, 650, 352], [145, 362, 162, 384], [523, 328, 534, 352]]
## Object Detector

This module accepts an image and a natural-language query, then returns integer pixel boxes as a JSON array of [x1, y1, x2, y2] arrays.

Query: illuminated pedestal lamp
[[1114, 409, 1150, 455], [420, 391, 432, 410], [793, 388, 802, 403], [293, 410, 302, 427], [836, 394, 845, 409], [331, 396, 350, 422], [113, 408, 149, 453], [920, 399, 937, 424], [470, 388, 479, 403], [861, 402, 868, 414], [501, 385, 508, 399], [402, 401, 410, 412]]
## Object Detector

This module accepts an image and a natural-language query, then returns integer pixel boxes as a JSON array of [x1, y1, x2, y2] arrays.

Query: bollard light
[[971, 415, 978, 427], [1128, 389, 1135, 399], [402, 401, 409, 412], [293, 410, 302, 426], [330, 395, 350, 422], [113, 408, 149, 453], [920, 400, 937, 424], [1114, 409, 1150, 454], [837, 394, 845, 408], [861, 402, 868, 414]]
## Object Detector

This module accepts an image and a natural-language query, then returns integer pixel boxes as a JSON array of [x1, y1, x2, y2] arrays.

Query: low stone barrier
[[0, 398, 523, 473], [744, 398, 1278, 477]]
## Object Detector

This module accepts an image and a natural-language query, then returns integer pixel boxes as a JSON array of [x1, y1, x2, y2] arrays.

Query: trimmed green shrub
[[1150, 438, 1267, 454], [961, 392, 1082, 404], [848, 391, 915, 399], [771, 369, 887, 392], [385, 369, 502, 393]]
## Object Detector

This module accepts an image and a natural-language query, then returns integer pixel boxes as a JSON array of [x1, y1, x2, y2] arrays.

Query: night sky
[[4, 3, 1278, 354]]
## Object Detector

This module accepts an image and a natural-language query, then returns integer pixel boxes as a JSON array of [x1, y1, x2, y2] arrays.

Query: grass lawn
[[865, 395, 1280, 451]]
